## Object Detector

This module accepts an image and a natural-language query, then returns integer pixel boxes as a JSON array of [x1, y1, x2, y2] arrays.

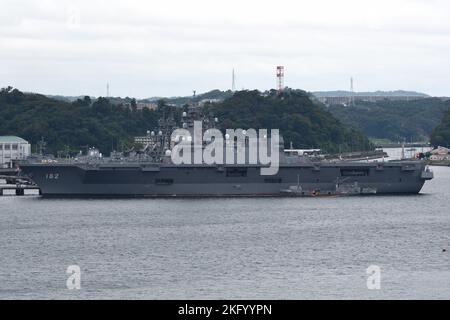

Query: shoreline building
[[0, 136, 31, 168], [316, 95, 427, 106]]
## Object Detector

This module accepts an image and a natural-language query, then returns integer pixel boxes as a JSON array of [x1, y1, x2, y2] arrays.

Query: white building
[[0, 136, 31, 168]]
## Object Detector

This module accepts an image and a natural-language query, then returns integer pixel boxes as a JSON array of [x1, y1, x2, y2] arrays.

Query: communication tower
[[276, 66, 285, 93]]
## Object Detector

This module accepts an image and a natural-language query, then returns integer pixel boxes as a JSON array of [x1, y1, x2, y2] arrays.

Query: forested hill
[[0, 87, 163, 154], [0, 87, 372, 155], [204, 90, 372, 152], [431, 109, 450, 147], [328, 99, 450, 142]]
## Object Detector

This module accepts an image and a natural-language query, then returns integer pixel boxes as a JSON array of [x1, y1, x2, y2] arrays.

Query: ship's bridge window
[[226, 168, 247, 177], [155, 178, 174, 185], [264, 177, 282, 183], [340, 169, 369, 176]]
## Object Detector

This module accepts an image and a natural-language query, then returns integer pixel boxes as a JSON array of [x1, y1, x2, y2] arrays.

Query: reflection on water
[[0, 166, 449, 299]]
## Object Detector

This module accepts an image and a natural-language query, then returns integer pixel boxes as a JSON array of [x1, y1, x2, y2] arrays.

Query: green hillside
[[205, 89, 372, 152], [0, 86, 372, 155], [431, 108, 450, 147], [328, 98, 450, 142]]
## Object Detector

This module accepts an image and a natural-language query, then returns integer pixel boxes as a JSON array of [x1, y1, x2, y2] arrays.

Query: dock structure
[[0, 168, 17, 175], [0, 174, 34, 184], [0, 171, 41, 196], [0, 185, 41, 196], [374, 142, 430, 149]]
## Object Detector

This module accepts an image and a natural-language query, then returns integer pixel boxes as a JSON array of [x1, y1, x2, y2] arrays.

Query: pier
[[374, 142, 430, 149], [0, 168, 17, 175], [0, 174, 40, 196], [0, 185, 41, 196]]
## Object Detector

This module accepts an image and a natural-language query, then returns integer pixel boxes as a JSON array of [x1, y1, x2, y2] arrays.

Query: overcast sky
[[1, 0, 449, 98]]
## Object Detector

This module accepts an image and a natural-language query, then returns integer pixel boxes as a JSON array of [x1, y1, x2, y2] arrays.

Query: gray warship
[[19, 103, 433, 197]]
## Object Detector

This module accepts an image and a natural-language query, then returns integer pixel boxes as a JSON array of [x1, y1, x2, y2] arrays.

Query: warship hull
[[20, 161, 432, 197]]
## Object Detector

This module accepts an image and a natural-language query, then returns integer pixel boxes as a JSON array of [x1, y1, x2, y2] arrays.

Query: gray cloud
[[1, 0, 449, 97]]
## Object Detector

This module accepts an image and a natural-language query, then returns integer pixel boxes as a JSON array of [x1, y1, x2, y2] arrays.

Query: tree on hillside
[[430, 109, 450, 147], [205, 89, 372, 153], [328, 99, 450, 142]]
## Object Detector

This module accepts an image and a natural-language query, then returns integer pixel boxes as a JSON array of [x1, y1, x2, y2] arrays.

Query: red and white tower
[[276, 66, 284, 93]]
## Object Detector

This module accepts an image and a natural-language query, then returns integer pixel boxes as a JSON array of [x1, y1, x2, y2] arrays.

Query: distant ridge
[[45, 89, 235, 106], [45, 89, 431, 104], [313, 90, 429, 98]]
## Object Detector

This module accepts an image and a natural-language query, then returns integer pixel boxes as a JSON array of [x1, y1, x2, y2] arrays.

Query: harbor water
[[0, 165, 449, 299]]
